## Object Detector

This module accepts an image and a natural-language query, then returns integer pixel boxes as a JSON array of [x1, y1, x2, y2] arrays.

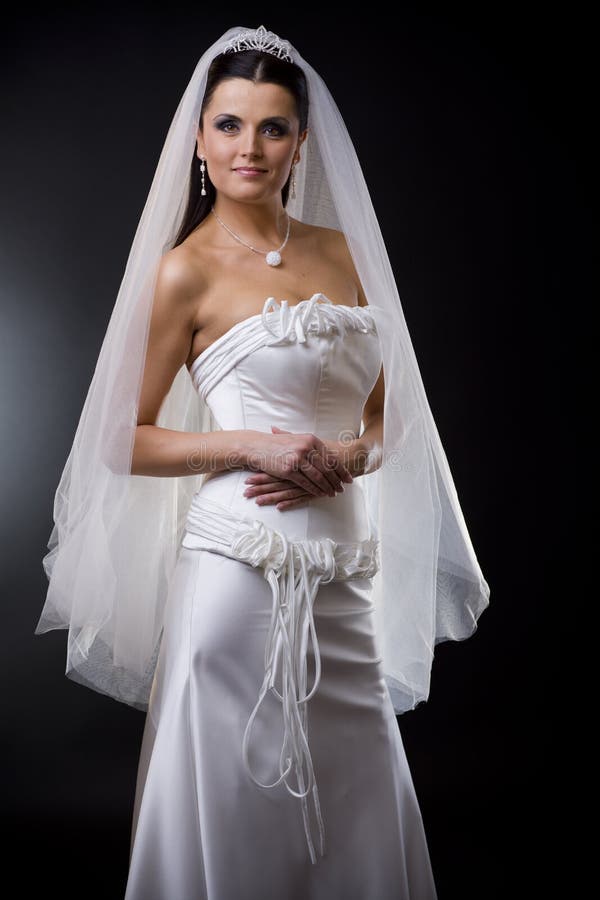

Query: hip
[[195, 467, 372, 544]]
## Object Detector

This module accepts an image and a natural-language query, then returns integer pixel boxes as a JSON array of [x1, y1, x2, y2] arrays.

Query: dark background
[[2, 4, 579, 898]]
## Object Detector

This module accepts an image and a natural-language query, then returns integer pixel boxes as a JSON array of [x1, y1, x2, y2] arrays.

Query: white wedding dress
[[124, 293, 438, 900]]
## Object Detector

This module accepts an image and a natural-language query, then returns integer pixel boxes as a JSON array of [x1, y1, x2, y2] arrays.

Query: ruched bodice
[[187, 293, 382, 545]]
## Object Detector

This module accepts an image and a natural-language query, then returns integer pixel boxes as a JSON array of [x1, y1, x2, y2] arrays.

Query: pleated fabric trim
[[189, 293, 378, 401]]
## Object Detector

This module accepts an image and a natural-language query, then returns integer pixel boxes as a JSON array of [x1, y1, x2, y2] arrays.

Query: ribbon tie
[[261, 294, 334, 346], [181, 494, 379, 864], [232, 522, 337, 863]]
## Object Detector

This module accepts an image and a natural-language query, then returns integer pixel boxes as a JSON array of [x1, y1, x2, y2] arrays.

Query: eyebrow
[[212, 113, 290, 125]]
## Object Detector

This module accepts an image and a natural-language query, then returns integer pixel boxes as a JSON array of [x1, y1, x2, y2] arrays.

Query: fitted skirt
[[123, 499, 438, 900]]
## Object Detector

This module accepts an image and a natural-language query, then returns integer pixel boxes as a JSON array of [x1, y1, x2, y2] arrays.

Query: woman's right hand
[[244, 425, 353, 498]]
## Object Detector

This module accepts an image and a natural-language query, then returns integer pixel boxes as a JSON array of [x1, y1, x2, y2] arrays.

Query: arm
[[326, 229, 384, 477], [332, 366, 384, 478], [132, 252, 250, 478], [132, 252, 353, 489]]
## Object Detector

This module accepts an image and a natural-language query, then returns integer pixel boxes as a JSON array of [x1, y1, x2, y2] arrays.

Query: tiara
[[222, 25, 294, 63]]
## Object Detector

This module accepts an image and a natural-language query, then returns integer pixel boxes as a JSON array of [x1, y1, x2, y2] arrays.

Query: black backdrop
[[2, 4, 579, 898]]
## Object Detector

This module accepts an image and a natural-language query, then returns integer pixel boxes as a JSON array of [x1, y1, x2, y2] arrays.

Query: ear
[[196, 128, 206, 160], [295, 128, 308, 164]]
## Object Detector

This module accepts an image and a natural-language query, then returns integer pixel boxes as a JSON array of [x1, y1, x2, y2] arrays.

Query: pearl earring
[[200, 155, 207, 196], [291, 162, 297, 199]]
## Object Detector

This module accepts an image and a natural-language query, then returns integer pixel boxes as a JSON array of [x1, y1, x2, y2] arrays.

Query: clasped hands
[[243, 425, 355, 512]]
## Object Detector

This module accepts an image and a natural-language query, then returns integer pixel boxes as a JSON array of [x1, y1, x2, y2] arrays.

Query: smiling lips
[[234, 167, 267, 174]]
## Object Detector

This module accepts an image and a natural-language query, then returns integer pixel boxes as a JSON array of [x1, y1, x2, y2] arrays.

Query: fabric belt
[[180, 493, 380, 864]]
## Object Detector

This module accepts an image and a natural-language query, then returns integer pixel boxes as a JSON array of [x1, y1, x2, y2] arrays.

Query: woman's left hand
[[243, 426, 341, 511]]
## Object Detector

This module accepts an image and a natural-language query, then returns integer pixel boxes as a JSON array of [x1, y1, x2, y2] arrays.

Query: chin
[[230, 183, 282, 199]]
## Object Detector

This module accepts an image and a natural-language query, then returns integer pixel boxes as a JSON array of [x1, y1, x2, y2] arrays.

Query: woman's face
[[197, 77, 306, 202]]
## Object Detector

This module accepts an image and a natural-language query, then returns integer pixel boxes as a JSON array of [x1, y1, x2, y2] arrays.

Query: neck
[[211, 197, 289, 246]]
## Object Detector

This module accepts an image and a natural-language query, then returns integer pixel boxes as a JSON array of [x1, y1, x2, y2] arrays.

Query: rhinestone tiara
[[221, 25, 294, 63]]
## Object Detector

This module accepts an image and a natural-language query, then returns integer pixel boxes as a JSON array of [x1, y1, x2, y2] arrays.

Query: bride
[[36, 24, 489, 900], [135, 79, 379, 499]]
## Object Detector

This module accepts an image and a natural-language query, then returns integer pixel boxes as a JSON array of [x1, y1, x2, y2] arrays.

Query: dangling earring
[[291, 162, 297, 199], [200, 155, 207, 196]]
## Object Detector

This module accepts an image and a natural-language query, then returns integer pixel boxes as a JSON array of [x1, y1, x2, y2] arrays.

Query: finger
[[244, 481, 291, 497], [308, 437, 352, 490], [287, 464, 336, 497], [255, 487, 309, 506], [300, 456, 345, 496], [247, 464, 326, 498], [315, 441, 354, 485], [244, 472, 274, 485], [307, 451, 345, 492], [332, 455, 354, 484], [270, 429, 339, 493], [276, 496, 311, 511]]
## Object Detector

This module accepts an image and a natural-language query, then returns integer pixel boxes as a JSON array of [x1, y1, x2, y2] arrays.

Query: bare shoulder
[[293, 220, 340, 246], [155, 242, 206, 304], [306, 223, 368, 307]]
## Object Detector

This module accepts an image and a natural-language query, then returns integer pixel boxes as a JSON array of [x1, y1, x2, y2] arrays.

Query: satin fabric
[[124, 296, 438, 899]]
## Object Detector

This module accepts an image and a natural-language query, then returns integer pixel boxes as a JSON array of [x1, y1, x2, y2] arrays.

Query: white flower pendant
[[266, 250, 282, 266]]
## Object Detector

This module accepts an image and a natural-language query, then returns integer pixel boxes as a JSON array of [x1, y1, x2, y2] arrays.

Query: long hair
[[173, 49, 309, 247]]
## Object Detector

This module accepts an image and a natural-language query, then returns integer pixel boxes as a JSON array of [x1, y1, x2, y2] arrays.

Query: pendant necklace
[[210, 206, 290, 267]]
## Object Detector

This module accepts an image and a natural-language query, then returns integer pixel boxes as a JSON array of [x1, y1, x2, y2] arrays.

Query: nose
[[240, 127, 264, 160]]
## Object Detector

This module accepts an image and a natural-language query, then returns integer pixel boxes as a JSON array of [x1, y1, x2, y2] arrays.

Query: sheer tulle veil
[[35, 24, 490, 715]]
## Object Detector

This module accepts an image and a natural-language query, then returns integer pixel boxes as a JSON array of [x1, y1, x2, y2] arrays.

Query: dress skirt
[[124, 496, 438, 900]]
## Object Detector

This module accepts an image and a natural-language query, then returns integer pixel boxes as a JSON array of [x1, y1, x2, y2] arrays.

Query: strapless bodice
[[187, 293, 382, 544]]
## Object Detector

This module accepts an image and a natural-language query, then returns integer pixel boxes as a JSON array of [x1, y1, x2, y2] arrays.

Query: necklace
[[210, 206, 290, 267]]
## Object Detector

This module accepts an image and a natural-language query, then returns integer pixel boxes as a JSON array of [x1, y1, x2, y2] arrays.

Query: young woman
[[37, 25, 489, 900]]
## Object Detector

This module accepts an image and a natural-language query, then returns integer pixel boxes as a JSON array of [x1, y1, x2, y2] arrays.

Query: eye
[[217, 121, 285, 137]]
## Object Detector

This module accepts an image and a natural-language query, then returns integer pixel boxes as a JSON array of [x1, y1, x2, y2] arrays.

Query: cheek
[[209, 143, 234, 165], [202, 133, 235, 163], [268, 143, 295, 166]]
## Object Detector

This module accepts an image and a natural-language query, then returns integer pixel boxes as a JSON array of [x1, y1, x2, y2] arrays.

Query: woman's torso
[[176, 217, 382, 543]]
